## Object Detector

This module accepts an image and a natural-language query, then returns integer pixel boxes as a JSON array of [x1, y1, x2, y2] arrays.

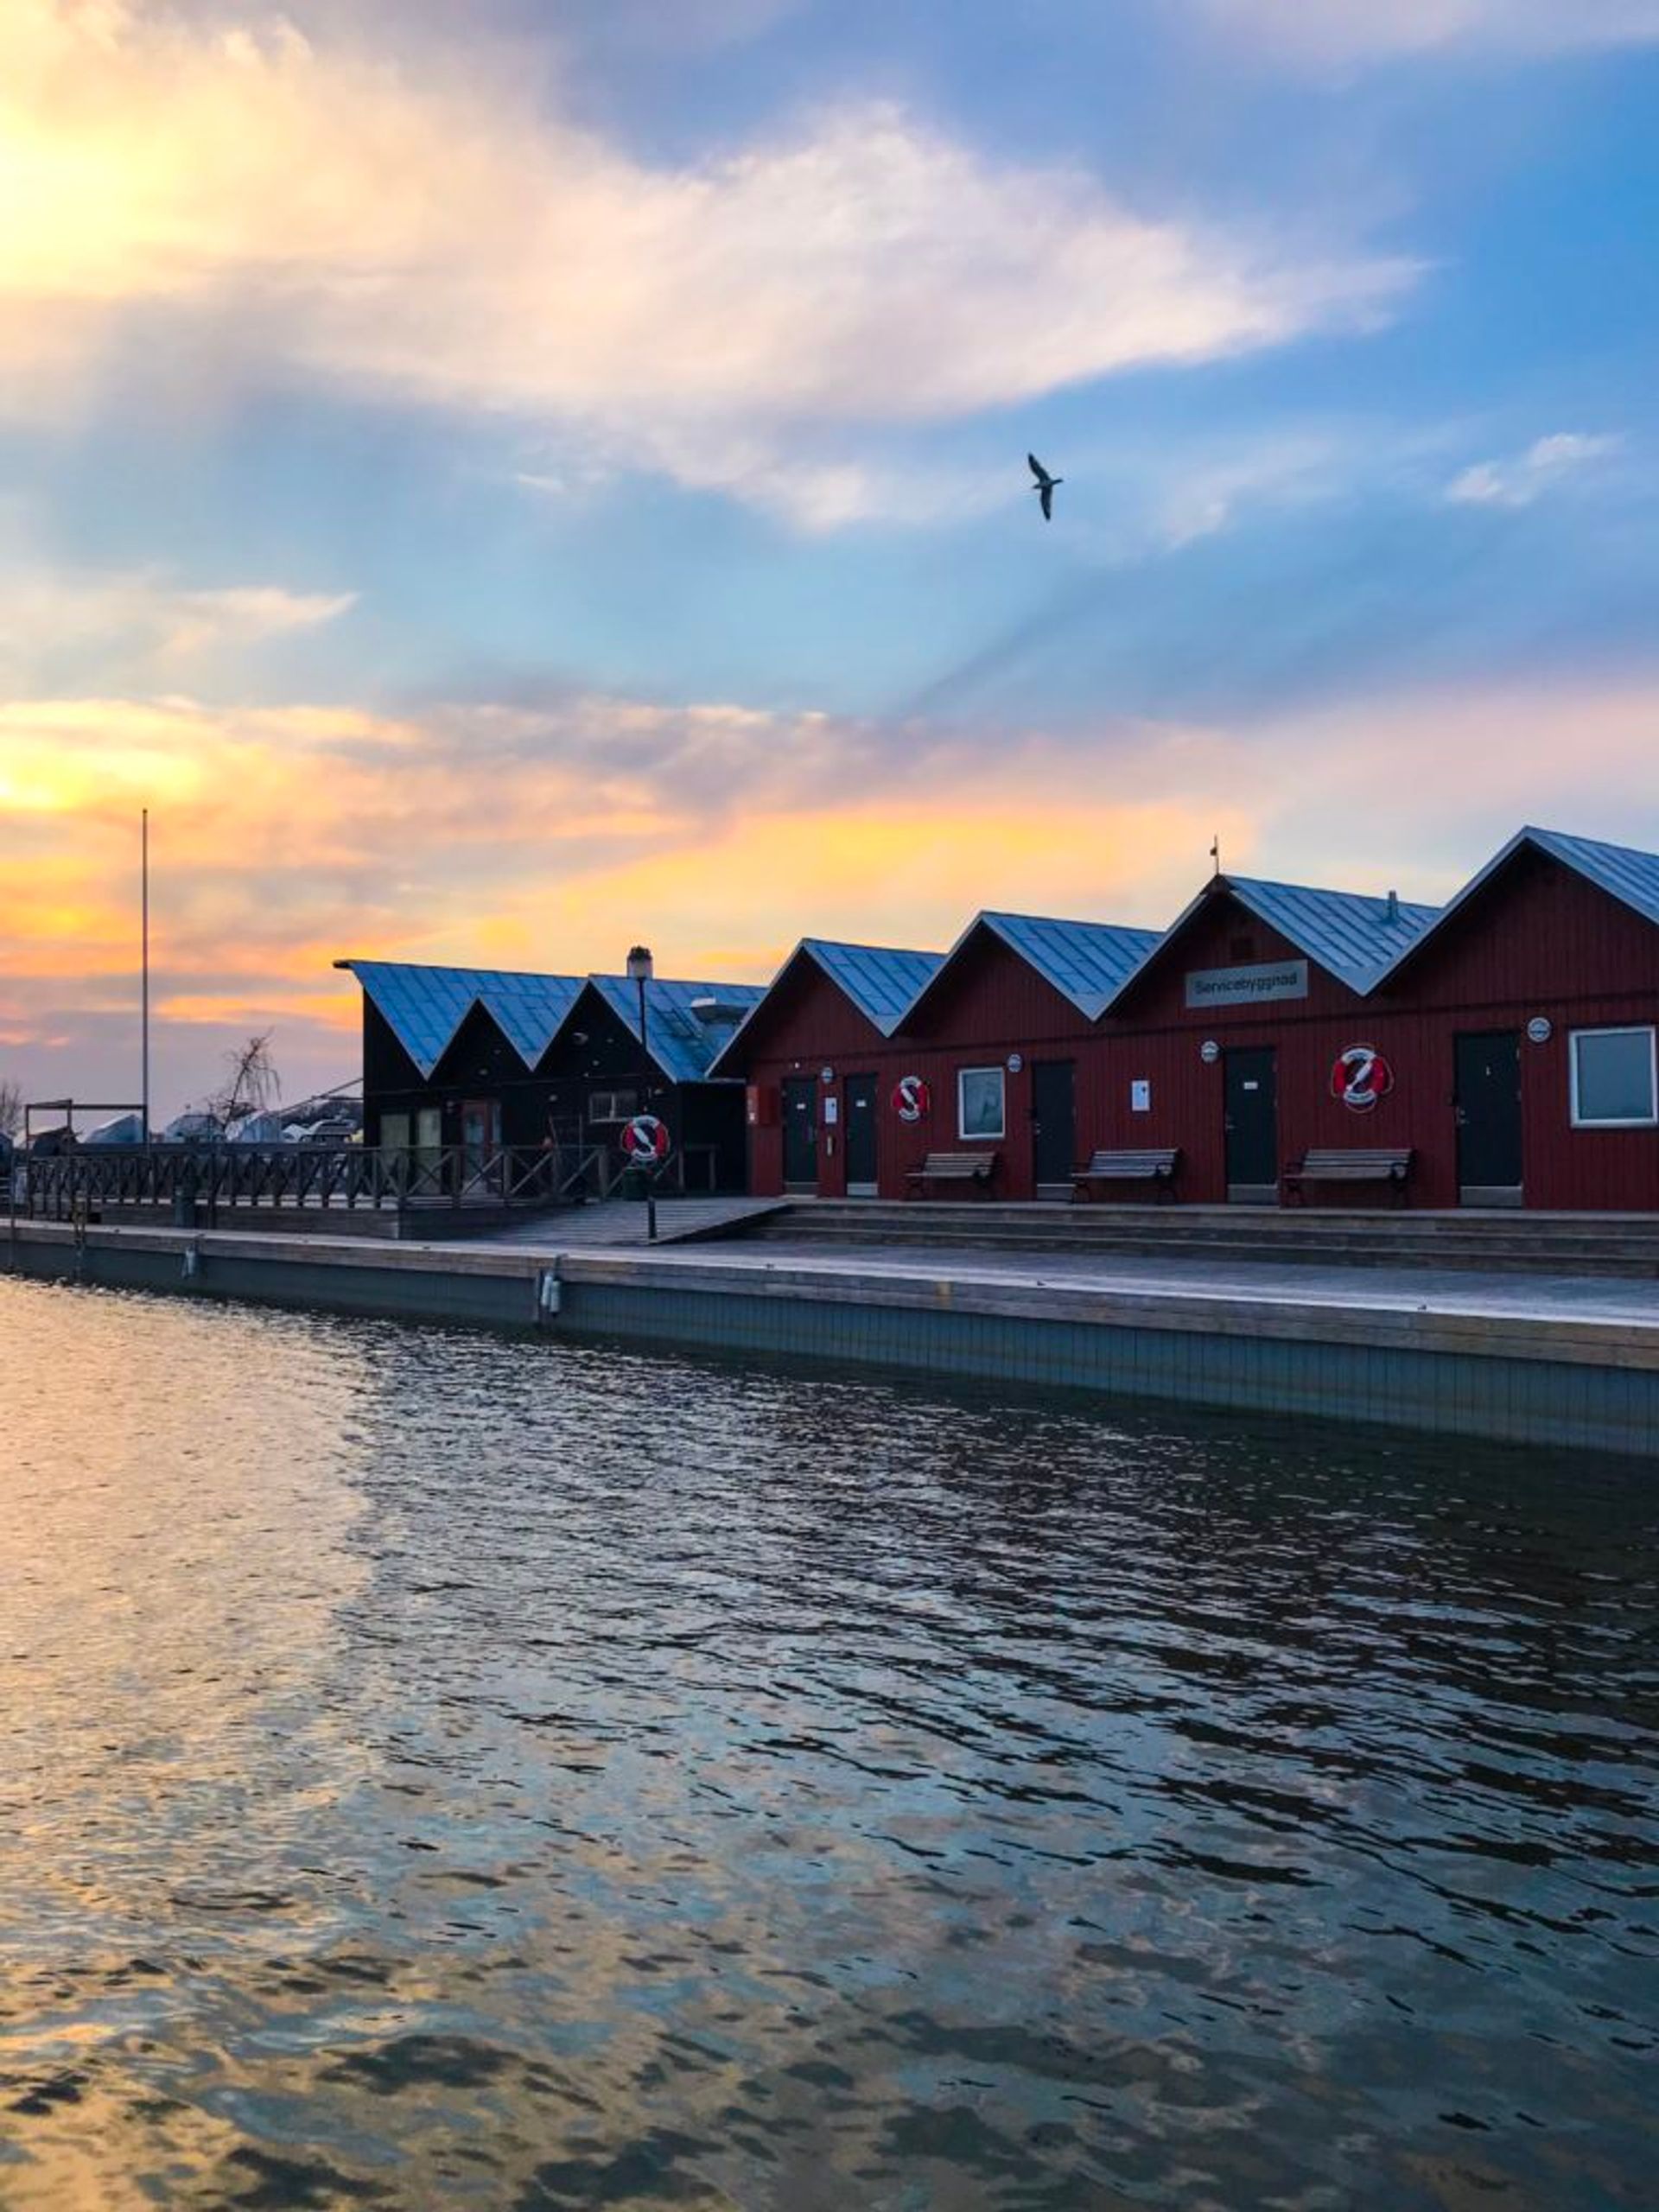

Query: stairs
[[732, 1200, 1659, 1279]]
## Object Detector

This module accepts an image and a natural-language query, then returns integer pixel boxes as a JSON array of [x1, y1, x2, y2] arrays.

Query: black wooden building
[[337, 960, 765, 1192]]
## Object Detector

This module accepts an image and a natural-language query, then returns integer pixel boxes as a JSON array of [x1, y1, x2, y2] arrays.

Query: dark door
[[1031, 1059, 1076, 1190], [1455, 1031, 1522, 1201], [1224, 1047, 1278, 1198], [843, 1074, 878, 1193], [782, 1076, 817, 1187], [461, 1097, 499, 1173]]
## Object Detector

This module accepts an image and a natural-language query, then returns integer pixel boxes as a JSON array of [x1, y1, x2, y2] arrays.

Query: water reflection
[[1, 1278, 1655, 2209]]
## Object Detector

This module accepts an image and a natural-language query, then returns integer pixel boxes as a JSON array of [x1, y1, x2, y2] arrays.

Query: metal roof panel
[[1225, 877, 1440, 994], [586, 974, 768, 1084], [1527, 826, 1659, 931], [980, 912, 1164, 1019], [340, 960, 585, 1077], [800, 939, 944, 1033], [1368, 823, 1659, 988]]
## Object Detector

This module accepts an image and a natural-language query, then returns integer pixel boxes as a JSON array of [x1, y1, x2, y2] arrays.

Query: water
[[1, 1278, 1655, 2211]]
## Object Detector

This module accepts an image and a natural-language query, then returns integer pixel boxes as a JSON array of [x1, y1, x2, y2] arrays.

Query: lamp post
[[626, 944, 657, 1243]]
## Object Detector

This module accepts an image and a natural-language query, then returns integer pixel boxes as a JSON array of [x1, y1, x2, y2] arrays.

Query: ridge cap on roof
[[800, 934, 942, 958], [1528, 821, 1659, 861], [979, 907, 1160, 933]]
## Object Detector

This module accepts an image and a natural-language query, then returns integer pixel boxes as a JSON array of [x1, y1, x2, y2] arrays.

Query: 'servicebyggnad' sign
[[1185, 958, 1309, 1010]]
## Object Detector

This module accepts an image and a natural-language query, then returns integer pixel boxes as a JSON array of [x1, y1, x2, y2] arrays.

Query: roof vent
[[1385, 889, 1400, 925], [690, 996, 749, 1027]]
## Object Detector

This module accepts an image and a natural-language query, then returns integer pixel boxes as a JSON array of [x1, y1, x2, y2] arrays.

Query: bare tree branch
[[207, 1033, 282, 1127]]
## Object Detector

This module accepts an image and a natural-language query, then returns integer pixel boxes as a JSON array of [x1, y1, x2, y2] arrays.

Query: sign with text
[[1185, 957, 1308, 1010]]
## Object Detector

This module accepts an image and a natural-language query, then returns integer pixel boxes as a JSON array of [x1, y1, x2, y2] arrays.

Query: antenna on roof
[[1209, 833, 1221, 880]]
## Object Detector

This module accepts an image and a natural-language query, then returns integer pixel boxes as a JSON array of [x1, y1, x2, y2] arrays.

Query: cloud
[[7, 664, 1659, 1117], [1194, 0, 1659, 65], [0, 2, 1417, 517], [0, 567, 356, 690], [1446, 431, 1623, 510]]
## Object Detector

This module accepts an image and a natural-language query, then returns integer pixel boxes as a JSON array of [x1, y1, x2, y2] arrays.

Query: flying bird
[[1027, 452, 1062, 521]]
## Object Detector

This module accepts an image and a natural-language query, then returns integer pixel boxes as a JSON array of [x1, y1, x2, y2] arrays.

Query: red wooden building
[[722, 826, 1659, 1211], [719, 914, 1159, 1199]]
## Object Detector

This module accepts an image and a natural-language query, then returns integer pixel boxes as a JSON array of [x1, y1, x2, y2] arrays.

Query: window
[[957, 1066, 1005, 1140], [1571, 1028, 1657, 1128], [588, 1088, 639, 1124]]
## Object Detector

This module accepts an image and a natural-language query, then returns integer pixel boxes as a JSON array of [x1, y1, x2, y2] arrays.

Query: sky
[[3, 0, 1657, 1118]]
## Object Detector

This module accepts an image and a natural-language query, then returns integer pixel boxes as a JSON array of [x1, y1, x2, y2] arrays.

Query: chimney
[[1385, 889, 1400, 925]]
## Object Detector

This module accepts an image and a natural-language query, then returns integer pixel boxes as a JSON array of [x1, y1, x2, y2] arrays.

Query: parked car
[[297, 1118, 359, 1147]]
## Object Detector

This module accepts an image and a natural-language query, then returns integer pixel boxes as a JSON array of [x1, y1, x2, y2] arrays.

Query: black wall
[[358, 986, 748, 1190]]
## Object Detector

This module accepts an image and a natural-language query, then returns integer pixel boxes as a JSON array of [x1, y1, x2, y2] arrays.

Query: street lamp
[[626, 944, 657, 1243]]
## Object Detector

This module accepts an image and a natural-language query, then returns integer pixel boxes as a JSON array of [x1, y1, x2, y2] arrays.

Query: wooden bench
[[905, 1150, 1000, 1196], [1072, 1147, 1180, 1202], [1282, 1147, 1413, 1204]]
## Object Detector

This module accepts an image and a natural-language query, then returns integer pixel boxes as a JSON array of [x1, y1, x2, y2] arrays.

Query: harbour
[[9, 1205, 1659, 1454], [3, 1272, 1654, 2209]]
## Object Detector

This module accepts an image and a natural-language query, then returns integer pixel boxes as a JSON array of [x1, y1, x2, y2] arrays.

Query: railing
[[10, 1142, 617, 1224]]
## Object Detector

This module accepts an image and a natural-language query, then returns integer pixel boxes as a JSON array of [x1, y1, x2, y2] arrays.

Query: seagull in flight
[[1027, 452, 1062, 521]]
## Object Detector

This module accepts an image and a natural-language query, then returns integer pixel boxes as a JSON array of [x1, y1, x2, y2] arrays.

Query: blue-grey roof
[[339, 961, 586, 1077], [1524, 826, 1659, 928], [800, 939, 944, 1033], [1226, 876, 1440, 994], [1371, 824, 1659, 986], [896, 910, 1163, 1025], [980, 912, 1164, 1018], [585, 975, 768, 1084]]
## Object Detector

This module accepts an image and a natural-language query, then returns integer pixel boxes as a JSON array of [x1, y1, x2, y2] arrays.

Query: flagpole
[[141, 808, 149, 1138]]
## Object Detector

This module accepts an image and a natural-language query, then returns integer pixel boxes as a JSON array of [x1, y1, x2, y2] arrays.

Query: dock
[[6, 1211, 1656, 1457]]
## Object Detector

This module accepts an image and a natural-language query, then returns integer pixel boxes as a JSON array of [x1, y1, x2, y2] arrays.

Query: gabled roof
[[336, 960, 585, 1077], [1225, 875, 1440, 993], [584, 974, 767, 1084], [1109, 874, 1440, 1007], [705, 937, 944, 1076], [1373, 824, 1659, 988], [801, 938, 944, 1033], [901, 911, 1162, 1027]]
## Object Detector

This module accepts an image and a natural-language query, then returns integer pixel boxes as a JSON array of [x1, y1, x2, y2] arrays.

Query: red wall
[[731, 854, 1659, 1211], [731, 957, 895, 1197], [1091, 860, 1659, 1208], [876, 933, 1104, 1198]]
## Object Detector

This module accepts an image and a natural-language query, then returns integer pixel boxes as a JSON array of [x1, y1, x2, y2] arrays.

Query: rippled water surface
[[2, 1278, 1656, 2210]]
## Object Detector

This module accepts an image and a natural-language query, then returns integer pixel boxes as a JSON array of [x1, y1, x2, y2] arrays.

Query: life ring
[[1331, 1045, 1394, 1114], [620, 1113, 671, 1160], [891, 1075, 931, 1124]]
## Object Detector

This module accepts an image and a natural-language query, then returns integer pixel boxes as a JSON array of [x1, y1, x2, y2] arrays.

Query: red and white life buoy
[[1331, 1045, 1395, 1113], [620, 1113, 671, 1161], [891, 1074, 931, 1123]]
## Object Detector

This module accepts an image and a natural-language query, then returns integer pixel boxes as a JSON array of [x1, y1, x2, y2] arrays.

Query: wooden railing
[[10, 1142, 614, 1223]]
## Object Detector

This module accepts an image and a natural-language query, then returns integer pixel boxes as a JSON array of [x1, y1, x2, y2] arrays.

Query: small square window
[[588, 1089, 639, 1124], [958, 1066, 1005, 1140], [1570, 1027, 1657, 1128]]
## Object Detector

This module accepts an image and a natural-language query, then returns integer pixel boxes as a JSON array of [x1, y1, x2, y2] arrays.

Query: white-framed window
[[957, 1065, 1006, 1141], [588, 1088, 640, 1124], [1570, 1027, 1658, 1128]]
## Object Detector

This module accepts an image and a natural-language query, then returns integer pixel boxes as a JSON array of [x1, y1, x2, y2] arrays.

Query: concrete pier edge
[[5, 1218, 1656, 1457]]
